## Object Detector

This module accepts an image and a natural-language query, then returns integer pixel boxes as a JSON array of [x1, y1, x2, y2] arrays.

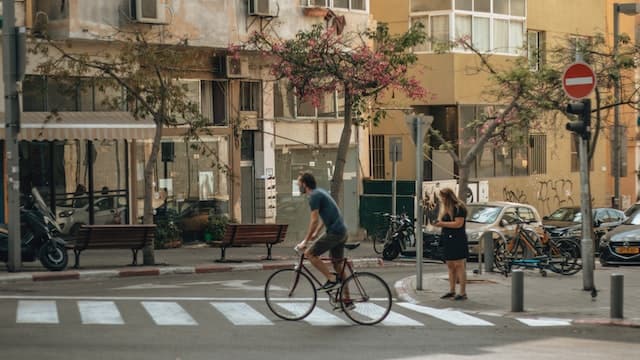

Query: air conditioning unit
[[248, 0, 272, 16], [132, 0, 167, 24], [226, 56, 249, 78]]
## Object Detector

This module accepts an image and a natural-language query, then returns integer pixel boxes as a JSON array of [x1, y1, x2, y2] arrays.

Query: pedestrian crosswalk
[[5, 298, 573, 328]]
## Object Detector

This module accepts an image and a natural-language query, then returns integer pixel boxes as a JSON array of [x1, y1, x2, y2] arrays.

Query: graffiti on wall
[[502, 178, 575, 215]]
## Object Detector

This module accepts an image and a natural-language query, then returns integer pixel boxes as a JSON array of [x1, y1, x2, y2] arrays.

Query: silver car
[[56, 196, 127, 235], [465, 201, 544, 256]]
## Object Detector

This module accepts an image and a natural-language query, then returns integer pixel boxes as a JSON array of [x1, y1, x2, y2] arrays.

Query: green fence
[[359, 180, 416, 236]]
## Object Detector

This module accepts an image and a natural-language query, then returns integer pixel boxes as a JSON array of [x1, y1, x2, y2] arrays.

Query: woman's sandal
[[454, 294, 468, 301], [440, 292, 456, 299]]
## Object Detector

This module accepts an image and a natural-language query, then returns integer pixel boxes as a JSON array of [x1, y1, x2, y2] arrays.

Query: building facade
[[1, 0, 373, 242], [368, 0, 638, 215]]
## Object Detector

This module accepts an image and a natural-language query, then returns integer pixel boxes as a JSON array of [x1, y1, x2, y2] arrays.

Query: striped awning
[[0, 112, 156, 140]]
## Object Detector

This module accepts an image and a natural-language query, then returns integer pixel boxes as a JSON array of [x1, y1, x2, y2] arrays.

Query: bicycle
[[493, 220, 582, 276], [368, 212, 401, 254], [264, 242, 393, 325]]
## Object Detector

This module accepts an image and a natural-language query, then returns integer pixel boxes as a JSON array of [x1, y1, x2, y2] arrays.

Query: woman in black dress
[[432, 188, 468, 300]]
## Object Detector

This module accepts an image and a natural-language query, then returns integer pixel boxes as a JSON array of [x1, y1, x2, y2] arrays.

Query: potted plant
[[154, 208, 183, 249], [204, 213, 229, 244]]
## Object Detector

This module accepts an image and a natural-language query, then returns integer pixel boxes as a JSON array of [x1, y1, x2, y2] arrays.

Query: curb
[[395, 274, 640, 328], [0, 257, 391, 284]]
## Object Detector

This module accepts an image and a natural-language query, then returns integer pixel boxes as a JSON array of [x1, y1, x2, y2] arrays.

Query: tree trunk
[[457, 162, 470, 204], [142, 120, 163, 265], [330, 92, 353, 207]]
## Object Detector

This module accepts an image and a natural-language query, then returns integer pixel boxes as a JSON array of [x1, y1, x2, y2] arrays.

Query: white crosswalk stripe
[[396, 302, 494, 326], [516, 317, 571, 327], [276, 303, 349, 326], [6, 299, 578, 328], [16, 300, 59, 324], [211, 302, 273, 325], [141, 301, 198, 326], [78, 301, 124, 325]]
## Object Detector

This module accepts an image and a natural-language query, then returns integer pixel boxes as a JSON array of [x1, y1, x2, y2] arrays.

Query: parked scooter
[[0, 188, 69, 271], [381, 213, 444, 262]]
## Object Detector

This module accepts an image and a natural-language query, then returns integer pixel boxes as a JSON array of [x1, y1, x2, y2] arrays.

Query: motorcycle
[[381, 213, 445, 262], [0, 188, 69, 271]]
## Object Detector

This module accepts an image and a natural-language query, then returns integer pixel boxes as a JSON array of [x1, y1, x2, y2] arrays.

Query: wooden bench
[[211, 224, 288, 262], [65, 224, 156, 268]]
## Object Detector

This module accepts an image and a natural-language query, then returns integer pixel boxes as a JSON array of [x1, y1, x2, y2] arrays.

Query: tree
[[430, 33, 639, 202], [245, 23, 427, 205], [32, 28, 211, 264]]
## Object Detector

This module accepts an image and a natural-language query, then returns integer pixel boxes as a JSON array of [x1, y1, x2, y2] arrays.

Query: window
[[240, 81, 260, 112], [411, 0, 526, 54], [529, 134, 546, 175], [369, 135, 385, 179], [527, 30, 545, 71], [302, 0, 366, 11], [273, 81, 343, 118], [201, 80, 228, 126], [22, 75, 125, 112]]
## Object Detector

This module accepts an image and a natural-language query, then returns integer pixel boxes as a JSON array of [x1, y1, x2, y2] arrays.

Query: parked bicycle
[[264, 242, 392, 325], [493, 218, 582, 276], [367, 212, 401, 254]]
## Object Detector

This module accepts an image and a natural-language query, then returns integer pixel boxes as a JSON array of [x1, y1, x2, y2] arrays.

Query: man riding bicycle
[[295, 172, 348, 292]]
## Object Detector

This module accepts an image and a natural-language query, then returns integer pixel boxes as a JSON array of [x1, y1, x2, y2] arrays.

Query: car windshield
[[624, 210, 640, 225], [547, 207, 581, 222], [466, 205, 502, 224]]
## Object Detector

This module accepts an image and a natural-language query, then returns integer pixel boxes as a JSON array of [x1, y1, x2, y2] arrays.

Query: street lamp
[[612, 3, 640, 209]]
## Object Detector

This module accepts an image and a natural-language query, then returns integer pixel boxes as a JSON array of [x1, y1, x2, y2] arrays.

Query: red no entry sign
[[562, 62, 596, 100]]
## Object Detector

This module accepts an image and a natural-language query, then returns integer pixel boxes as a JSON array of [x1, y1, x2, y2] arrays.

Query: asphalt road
[[0, 266, 638, 360]]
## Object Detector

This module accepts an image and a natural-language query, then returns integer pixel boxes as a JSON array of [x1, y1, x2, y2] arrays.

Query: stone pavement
[[394, 264, 640, 328]]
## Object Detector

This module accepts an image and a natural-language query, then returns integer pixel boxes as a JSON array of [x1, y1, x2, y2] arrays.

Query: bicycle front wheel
[[264, 269, 317, 321], [547, 239, 581, 275], [340, 272, 392, 325]]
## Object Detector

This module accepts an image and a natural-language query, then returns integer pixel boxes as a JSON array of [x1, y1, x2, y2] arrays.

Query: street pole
[[613, 4, 621, 209], [391, 146, 397, 218], [414, 116, 424, 290], [580, 100, 594, 291], [3, 0, 22, 271]]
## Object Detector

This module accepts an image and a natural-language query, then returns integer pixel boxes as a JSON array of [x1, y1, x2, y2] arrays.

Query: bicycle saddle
[[344, 242, 360, 250]]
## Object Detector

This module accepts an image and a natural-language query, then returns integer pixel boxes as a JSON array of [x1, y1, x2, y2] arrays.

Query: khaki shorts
[[309, 232, 348, 259]]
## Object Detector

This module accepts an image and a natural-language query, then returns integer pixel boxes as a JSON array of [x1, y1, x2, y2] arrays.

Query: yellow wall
[[369, 0, 637, 213]]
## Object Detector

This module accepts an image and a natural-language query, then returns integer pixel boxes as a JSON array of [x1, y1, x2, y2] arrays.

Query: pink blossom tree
[[246, 23, 427, 205]]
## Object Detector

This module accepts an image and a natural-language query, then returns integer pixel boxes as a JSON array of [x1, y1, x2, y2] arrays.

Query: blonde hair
[[438, 188, 466, 220]]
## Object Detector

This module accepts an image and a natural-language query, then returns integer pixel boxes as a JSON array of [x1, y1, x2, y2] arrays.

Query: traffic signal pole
[[566, 99, 594, 290], [3, 0, 22, 271]]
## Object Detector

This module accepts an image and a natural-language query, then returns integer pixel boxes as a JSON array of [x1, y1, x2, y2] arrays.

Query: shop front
[[0, 112, 155, 237]]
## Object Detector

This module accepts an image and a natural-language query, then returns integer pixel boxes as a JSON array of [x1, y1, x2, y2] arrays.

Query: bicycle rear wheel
[[547, 239, 581, 275], [372, 227, 392, 254], [340, 272, 392, 325], [264, 269, 317, 321]]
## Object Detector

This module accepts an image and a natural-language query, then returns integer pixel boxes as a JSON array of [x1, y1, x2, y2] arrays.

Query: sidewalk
[[395, 264, 640, 328], [0, 241, 394, 283]]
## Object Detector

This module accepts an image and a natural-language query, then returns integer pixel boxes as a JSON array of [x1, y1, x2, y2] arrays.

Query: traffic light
[[565, 98, 591, 140]]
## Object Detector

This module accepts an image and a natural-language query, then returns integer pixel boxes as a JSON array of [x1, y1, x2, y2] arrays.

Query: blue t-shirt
[[308, 188, 347, 236]]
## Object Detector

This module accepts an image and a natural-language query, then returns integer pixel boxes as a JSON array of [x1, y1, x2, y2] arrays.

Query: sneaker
[[317, 279, 340, 291], [332, 300, 356, 312], [454, 294, 468, 301], [440, 292, 455, 299]]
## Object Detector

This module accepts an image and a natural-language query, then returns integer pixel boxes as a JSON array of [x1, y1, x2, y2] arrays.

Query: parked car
[[624, 202, 640, 218], [465, 202, 544, 257], [542, 206, 625, 250], [599, 210, 640, 266], [56, 196, 127, 235]]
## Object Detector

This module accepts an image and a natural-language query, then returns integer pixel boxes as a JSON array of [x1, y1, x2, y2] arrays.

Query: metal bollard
[[511, 269, 524, 312], [483, 232, 494, 273], [610, 273, 624, 319]]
